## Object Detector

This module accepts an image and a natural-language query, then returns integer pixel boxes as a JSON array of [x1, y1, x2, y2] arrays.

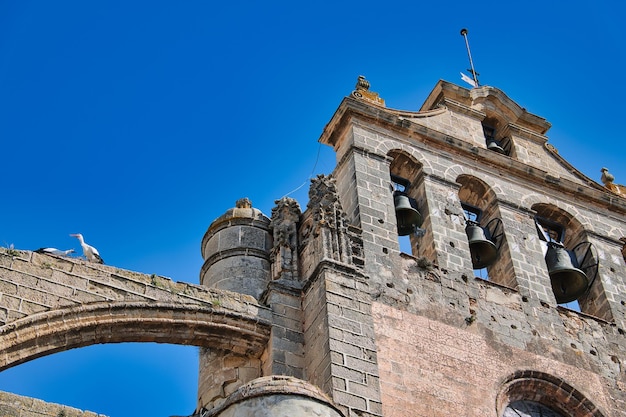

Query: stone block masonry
[[2, 78, 626, 417], [0, 389, 107, 417]]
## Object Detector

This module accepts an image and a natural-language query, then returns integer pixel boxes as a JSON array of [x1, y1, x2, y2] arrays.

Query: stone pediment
[[420, 80, 551, 136]]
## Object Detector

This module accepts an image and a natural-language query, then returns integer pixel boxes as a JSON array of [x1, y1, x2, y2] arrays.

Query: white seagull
[[70, 233, 104, 264], [35, 247, 75, 257]]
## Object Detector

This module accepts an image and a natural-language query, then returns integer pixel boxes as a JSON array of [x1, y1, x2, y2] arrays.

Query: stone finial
[[600, 167, 625, 196], [355, 75, 370, 91], [601, 167, 614, 185], [351, 75, 385, 106], [236, 197, 252, 208]]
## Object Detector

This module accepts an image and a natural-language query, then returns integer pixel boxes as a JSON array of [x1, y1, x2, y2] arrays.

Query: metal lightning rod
[[460, 28, 480, 87]]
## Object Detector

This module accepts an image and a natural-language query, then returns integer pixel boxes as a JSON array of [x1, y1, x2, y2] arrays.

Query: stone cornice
[[437, 97, 485, 119], [420, 80, 551, 135], [319, 96, 626, 216], [501, 123, 547, 145]]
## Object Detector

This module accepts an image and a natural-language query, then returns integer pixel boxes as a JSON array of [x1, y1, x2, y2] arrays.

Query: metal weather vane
[[460, 28, 480, 88]]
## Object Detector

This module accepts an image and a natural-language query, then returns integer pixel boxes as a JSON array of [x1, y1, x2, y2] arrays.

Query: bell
[[394, 191, 423, 236], [465, 222, 498, 269], [545, 242, 589, 304], [487, 139, 506, 154]]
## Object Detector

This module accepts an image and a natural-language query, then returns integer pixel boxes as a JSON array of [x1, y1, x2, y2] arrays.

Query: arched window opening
[[503, 400, 567, 417], [392, 175, 422, 237], [497, 370, 605, 417], [532, 204, 608, 320], [535, 216, 598, 311], [457, 175, 516, 288], [482, 118, 512, 156], [388, 150, 435, 262], [462, 203, 503, 278]]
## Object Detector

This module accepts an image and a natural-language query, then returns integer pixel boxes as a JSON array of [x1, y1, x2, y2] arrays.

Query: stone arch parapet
[[0, 300, 271, 371], [0, 248, 272, 371]]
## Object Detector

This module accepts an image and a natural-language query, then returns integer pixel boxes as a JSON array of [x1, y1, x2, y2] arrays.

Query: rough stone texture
[[319, 80, 626, 416], [1, 80, 625, 417], [214, 394, 342, 417], [200, 200, 272, 300], [0, 246, 273, 415], [0, 391, 106, 417], [205, 376, 343, 417]]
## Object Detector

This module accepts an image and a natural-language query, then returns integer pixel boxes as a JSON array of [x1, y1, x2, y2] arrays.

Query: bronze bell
[[545, 242, 589, 304], [394, 191, 422, 236], [487, 139, 506, 154], [465, 221, 498, 269]]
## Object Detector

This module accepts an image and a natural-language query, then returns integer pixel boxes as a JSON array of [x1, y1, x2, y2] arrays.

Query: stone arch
[[531, 203, 610, 319], [386, 149, 436, 261], [0, 301, 271, 371], [481, 116, 514, 157], [496, 370, 606, 417], [457, 174, 498, 208], [375, 139, 434, 176], [443, 164, 470, 183], [387, 149, 423, 187], [456, 175, 516, 288], [532, 203, 586, 251], [520, 195, 594, 234]]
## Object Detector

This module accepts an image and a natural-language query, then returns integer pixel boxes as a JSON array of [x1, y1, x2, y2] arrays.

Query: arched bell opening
[[392, 175, 423, 236], [482, 118, 511, 157], [532, 204, 607, 319], [388, 150, 435, 263], [462, 203, 503, 270], [457, 175, 516, 288]]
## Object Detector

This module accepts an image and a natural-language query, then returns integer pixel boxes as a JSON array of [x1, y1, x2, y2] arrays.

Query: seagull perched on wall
[[35, 247, 75, 257], [70, 233, 104, 264]]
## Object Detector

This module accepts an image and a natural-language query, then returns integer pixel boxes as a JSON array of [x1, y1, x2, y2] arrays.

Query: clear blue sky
[[0, 1, 624, 416]]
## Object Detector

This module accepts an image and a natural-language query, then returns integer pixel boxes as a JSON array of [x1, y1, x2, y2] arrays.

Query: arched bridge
[[0, 247, 272, 371]]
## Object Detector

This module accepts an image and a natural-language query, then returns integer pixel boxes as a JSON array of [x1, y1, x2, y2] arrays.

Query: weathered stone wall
[[0, 246, 272, 416], [2, 80, 625, 417], [0, 247, 264, 327], [318, 81, 626, 416], [204, 376, 343, 417], [371, 255, 626, 417], [0, 391, 105, 417]]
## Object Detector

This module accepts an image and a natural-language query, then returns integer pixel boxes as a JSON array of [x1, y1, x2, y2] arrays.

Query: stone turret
[[200, 197, 272, 300]]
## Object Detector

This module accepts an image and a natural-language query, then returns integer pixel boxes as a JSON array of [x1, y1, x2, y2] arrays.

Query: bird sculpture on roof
[[70, 233, 104, 264], [601, 167, 615, 185], [601, 167, 624, 196], [35, 247, 75, 257]]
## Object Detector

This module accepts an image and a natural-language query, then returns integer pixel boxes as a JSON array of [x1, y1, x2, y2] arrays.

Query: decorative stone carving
[[351, 75, 385, 107], [270, 198, 301, 280], [601, 167, 625, 196], [236, 197, 252, 208], [304, 174, 362, 267]]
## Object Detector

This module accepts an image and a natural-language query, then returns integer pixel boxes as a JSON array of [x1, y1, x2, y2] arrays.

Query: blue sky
[[0, 1, 624, 416]]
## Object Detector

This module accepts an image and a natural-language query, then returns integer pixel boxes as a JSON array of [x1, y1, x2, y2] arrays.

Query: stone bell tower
[[315, 76, 626, 417], [195, 77, 626, 417]]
